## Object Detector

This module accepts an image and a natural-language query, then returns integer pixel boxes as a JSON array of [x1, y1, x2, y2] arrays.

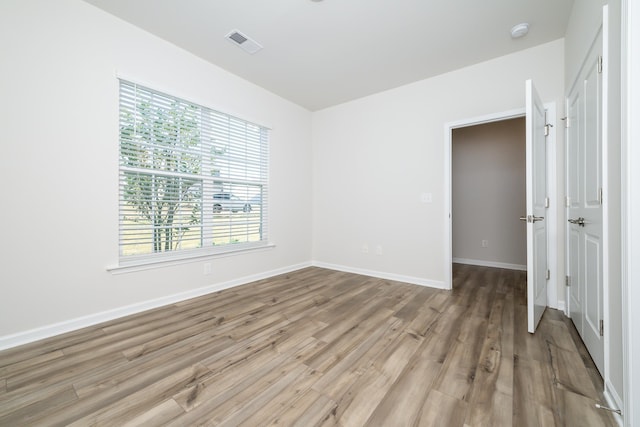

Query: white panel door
[[525, 80, 548, 334], [566, 31, 604, 375], [567, 85, 583, 335]]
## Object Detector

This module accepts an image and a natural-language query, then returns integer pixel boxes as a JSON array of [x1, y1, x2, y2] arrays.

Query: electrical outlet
[[421, 193, 432, 203], [362, 244, 369, 254], [376, 245, 383, 255], [482, 240, 489, 248], [203, 262, 212, 275]]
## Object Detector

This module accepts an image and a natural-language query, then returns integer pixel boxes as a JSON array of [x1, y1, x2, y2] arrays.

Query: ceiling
[[83, 0, 574, 111]]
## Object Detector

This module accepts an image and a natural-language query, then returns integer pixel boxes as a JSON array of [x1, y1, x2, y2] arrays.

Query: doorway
[[443, 106, 558, 309], [451, 117, 527, 272]]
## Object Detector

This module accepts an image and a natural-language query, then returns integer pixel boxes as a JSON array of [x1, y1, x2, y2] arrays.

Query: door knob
[[520, 215, 545, 223], [568, 217, 586, 227]]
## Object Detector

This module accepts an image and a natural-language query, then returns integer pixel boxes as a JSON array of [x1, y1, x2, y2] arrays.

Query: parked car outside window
[[213, 193, 252, 213]]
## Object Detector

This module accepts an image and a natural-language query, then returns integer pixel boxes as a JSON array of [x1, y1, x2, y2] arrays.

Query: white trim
[[452, 258, 526, 271], [564, 94, 571, 318], [107, 243, 276, 274], [443, 108, 526, 291], [0, 262, 311, 352], [601, 3, 613, 414], [605, 382, 624, 427], [312, 261, 447, 290], [445, 108, 526, 129], [444, 104, 559, 310], [545, 102, 559, 310], [623, 0, 640, 424]]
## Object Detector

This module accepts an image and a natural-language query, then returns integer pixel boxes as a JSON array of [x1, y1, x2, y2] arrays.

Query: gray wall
[[452, 118, 527, 269]]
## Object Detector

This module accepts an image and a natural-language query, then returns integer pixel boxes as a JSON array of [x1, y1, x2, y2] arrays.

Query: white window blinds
[[119, 80, 269, 261]]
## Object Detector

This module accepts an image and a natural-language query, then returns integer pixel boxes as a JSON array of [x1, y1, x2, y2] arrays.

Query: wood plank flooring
[[0, 264, 616, 426]]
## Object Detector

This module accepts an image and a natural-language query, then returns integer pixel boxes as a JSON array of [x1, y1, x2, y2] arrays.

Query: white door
[[567, 84, 583, 336], [566, 31, 604, 374], [525, 80, 548, 334]]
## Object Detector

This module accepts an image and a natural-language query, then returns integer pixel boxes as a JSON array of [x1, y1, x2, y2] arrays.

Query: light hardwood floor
[[0, 264, 615, 426]]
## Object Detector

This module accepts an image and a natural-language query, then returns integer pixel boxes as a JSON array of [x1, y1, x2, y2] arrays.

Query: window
[[119, 80, 269, 263]]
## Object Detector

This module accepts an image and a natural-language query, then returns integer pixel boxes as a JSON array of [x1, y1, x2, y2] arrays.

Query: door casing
[[444, 104, 558, 312]]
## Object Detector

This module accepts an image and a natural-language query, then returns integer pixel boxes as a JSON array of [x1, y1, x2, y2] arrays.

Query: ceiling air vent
[[225, 30, 263, 54]]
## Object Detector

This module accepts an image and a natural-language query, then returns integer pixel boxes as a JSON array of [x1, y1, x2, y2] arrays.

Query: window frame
[[116, 79, 270, 268]]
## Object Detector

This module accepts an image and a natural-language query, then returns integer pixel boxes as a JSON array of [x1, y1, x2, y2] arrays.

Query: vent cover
[[225, 30, 263, 54]]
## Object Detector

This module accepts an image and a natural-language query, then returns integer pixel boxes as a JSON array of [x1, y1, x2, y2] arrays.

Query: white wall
[[312, 39, 565, 292], [0, 1, 574, 352], [565, 0, 611, 87], [564, 0, 624, 412], [0, 0, 313, 343], [623, 1, 640, 423], [452, 118, 527, 269]]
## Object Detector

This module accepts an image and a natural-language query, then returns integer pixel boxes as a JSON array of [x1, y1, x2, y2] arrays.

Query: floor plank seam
[[0, 265, 616, 426]]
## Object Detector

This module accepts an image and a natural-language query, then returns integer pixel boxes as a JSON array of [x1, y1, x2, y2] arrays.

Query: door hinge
[[597, 55, 603, 74], [561, 116, 570, 128], [544, 123, 553, 137], [565, 275, 570, 287], [598, 188, 603, 205], [565, 196, 571, 207], [546, 269, 551, 280], [545, 197, 550, 208], [599, 319, 604, 337]]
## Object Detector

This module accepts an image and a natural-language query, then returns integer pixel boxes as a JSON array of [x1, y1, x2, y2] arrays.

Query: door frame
[[443, 104, 558, 311], [623, 0, 640, 424]]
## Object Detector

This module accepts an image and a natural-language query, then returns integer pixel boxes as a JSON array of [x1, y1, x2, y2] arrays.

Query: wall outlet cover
[[421, 193, 433, 203]]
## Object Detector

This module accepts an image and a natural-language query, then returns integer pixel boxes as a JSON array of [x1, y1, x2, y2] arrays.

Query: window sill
[[106, 243, 275, 275]]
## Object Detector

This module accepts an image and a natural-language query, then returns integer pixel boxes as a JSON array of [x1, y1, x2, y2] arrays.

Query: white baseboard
[[604, 381, 624, 426], [312, 261, 447, 290], [452, 257, 527, 271], [0, 262, 312, 352]]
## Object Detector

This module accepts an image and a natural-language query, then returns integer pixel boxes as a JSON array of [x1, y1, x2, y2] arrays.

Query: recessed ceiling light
[[510, 23, 529, 39]]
